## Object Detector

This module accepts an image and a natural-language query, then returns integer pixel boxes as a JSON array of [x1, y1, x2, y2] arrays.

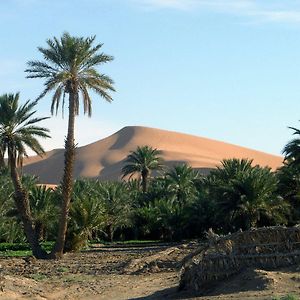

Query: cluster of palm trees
[[0, 32, 115, 258], [1, 32, 300, 259], [1, 139, 299, 250]]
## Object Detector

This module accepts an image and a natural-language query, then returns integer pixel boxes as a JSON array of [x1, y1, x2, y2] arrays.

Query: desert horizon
[[23, 125, 283, 184]]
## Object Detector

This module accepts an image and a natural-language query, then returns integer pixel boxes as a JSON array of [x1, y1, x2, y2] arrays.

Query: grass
[[61, 274, 92, 283], [0, 241, 54, 257], [0, 239, 173, 257], [57, 266, 69, 273], [115, 240, 160, 244], [272, 295, 299, 300], [29, 273, 48, 281], [0, 249, 32, 257], [90, 239, 160, 245]]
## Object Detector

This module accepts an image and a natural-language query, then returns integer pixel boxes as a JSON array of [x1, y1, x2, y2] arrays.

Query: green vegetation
[[26, 32, 115, 258], [122, 145, 164, 193], [0, 32, 300, 262], [0, 242, 54, 257], [0, 149, 297, 252], [272, 295, 299, 300], [0, 93, 50, 258]]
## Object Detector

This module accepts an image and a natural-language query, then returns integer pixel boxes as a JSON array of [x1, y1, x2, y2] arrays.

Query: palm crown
[[166, 164, 199, 205], [283, 126, 300, 167], [122, 145, 164, 193], [25, 32, 115, 116], [0, 93, 50, 167]]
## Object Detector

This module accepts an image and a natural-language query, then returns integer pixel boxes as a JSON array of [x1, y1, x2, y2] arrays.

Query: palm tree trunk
[[51, 91, 76, 259], [0, 151, 5, 169], [141, 170, 148, 193], [109, 225, 114, 242], [9, 153, 47, 259]]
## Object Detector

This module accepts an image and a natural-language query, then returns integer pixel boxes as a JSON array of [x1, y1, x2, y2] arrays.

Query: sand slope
[[23, 126, 283, 184]]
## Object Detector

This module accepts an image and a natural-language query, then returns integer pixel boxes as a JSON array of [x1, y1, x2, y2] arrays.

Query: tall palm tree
[[122, 145, 164, 193], [26, 32, 115, 258], [0, 93, 50, 258], [0, 140, 5, 169]]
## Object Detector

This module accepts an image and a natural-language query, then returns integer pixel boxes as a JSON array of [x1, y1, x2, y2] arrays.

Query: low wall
[[180, 226, 300, 292]]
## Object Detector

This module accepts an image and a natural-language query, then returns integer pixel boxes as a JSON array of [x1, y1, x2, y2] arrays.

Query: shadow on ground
[[129, 286, 198, 300]]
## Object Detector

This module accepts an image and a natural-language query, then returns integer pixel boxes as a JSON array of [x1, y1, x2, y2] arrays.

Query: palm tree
[[165, 163, 199, 206], [276, 161, 300, 224], [98, 181, 134, 242], [0, 140, 5, 169], [66, 194, 104, 251], [26, 32, 115, 258], [283, 126, 300, 167], [122, 145, 164, 193], [0, 93, 50, 258], [206, 159, 288, 231], [29, 185, 57, 241]]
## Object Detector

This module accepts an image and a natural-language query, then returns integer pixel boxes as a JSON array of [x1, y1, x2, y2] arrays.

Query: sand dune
[[23, 126, 283, 184]]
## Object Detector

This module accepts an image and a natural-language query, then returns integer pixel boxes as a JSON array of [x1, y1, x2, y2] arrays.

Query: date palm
[[98, 181, 134, 242], [166, 163, 199, 206], [29, 185, 57, 241], [26, 32, 115, 258], [207, 159, 288, 231], [283, 126, 300, 167], [122, 145, 164, 193], [0, 93, 50, 258]]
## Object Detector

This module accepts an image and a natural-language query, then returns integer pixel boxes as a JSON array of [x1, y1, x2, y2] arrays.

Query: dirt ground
[[0, 242, 300, 300]]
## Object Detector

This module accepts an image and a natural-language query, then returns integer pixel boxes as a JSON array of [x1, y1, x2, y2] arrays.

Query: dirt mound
[[123, 242, 198, 274]]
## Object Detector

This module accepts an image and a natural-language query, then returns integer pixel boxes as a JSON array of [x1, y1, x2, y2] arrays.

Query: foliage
[[165, 163, 199, 206], [55, 179, 102, 251], [29, 185, 58, 240], [25, 32, 115, 114], [0, 138, 299, 249], [122, 145, 164, 193], [0, 93, 50, 167], [206, 159, 289, 232], [283, 126, 300, 168], [0, 93, 50, 258], [272, 295, 299, 300], [0, 241, 54, 257], [137, 198, 182, 240], [276, 162, 300, 224], [26, 32, 115, 258], [97, 181, 134, 241], [182, 187, 217, 238]]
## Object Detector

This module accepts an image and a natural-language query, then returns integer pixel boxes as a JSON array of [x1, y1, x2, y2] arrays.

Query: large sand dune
[[23, 126, 283, 184]]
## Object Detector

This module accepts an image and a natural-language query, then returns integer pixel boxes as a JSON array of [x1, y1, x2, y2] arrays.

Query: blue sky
[[1, 0, 300, 155]]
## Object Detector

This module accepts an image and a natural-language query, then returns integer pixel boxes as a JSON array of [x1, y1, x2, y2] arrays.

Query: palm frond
[[26, 32, 115, 116]]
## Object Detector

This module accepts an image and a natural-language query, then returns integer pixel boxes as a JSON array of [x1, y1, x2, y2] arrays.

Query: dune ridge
[[23, 126, 283, 184]]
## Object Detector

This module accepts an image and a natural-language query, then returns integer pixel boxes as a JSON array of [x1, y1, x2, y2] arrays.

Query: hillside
[[23, 126, 283, 184]]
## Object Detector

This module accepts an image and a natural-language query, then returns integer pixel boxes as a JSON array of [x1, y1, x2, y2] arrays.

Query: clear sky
[[1, 0, 300, 155]]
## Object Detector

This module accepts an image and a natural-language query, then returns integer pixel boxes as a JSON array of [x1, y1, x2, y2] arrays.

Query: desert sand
[[23, 126, 283, 184]]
